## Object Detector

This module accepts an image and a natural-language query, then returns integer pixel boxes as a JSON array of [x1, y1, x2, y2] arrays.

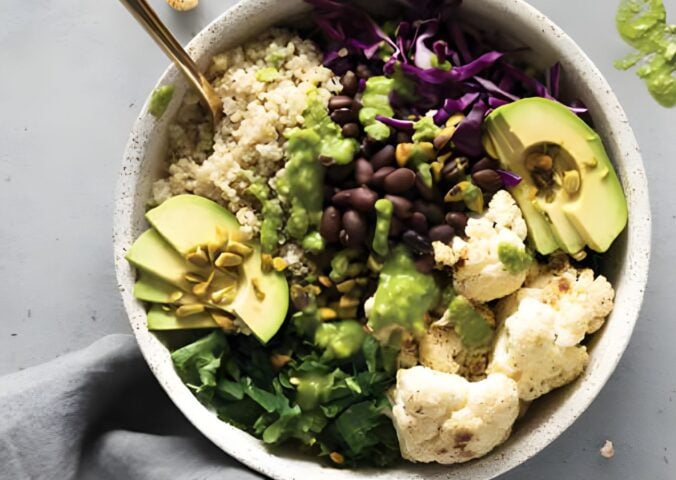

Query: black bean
[[429, 224, 455, 244], [370, 145, 395, 169], [414, 254, 436, 274], [413, 200, 444, 225], [445, 201, 466, 212], [361, 137, 384, 158], [471, 169, 503, 193], [320, 206, 342, 243], [341, 71, 358, 97], [342, 210, 368, 247], [356, 64, 372, 79], [326, 162, 355, 184], [331, 187, 376, 212], [396, 131, 413, 144], [371, 166, 396, 188], [329, 95, 355, 111], [331, 107, 358, 125], [409, 212, 429, 235], [342, 122, 360, 139], [442, 156, 469, 184], [402, 229, 433, 255], [471, 156, 500, 174], [354, 158, 374, 185], [445, 212, 468, 235], [385, 194, 413, 219], [384, 168, 416, 194], [415, 174, 438, 202], [389, 216, 404, 237]]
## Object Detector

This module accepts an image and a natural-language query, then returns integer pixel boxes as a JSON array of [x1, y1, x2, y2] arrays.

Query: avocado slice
[[147, 304, 217, 330], [484, 97, 628, 255], [146, 194, 241, 255], [134, 272, 203, 305], [127, 194, 289, 344]]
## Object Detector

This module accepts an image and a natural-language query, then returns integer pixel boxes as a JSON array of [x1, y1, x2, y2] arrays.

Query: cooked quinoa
[[152, 29, 341, 238]]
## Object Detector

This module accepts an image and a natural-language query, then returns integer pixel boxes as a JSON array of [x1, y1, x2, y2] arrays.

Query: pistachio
[[433, 126, 455, 152], [430, 161, 444, 183], [395, 143, 414, 167], [329, 452, 345, 465], [215, 252, 243, 268], [210, 311, 237, 331], [161, 304, 171, 312], [176, 304, 206, 317], [306, 284, 322, 297], [290, 284, 311, 310], [354, 277, 369, 286], [272, 257, 288, 272], [571, 250, 587, 261], [319, 307, 338, 321], [192, 281, 211, 298], [186, 246, 210, 267], [318, 275, 333, 288], [446, 112, 465, 127], [227, 241, 253, 257], [211, 285, 236, 304], [169, 291, 184, 303], [270, 353, 292, 370], [261, 253, 273, 273], [367, 254, 383, 273], [339, 295, 360, 309], [562, 170, 581, 194], [251, 278, 266, 301], [184, 272, 206, 284], [525, 152, 553, 171], [336, 279, 356, 293]]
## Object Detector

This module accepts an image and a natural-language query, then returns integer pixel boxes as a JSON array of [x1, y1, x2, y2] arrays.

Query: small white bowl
[[113, 0, 651, 478]]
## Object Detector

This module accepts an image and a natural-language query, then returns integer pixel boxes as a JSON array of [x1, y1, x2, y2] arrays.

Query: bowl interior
[[113, 1, 650, 479]]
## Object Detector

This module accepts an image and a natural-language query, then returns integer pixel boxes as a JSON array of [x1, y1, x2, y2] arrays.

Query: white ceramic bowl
[[114, 0, 651, 478]]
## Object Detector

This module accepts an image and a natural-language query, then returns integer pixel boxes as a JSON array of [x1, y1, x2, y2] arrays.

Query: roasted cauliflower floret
[[419, 326, 491, 380], [391, 366, 519, 464], [433, 190, 531, 302], [487, 259, 615, 400]]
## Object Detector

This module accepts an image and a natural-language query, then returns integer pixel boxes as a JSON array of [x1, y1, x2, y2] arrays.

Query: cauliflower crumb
[[434, 191, 531, 302], [391, 366, 519, 464], [600, 440, 615, 459], [487, 259, 615, 400], [419, 326, 491, 380]]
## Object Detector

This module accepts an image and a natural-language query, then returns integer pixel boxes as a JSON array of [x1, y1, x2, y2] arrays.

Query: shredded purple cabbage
[[496, 169, 523, 187], [306, 0, 588, 156], [375, 115, 415, 132]]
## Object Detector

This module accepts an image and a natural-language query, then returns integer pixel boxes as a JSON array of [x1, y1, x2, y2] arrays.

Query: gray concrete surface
[[1, 0, 674, 478]]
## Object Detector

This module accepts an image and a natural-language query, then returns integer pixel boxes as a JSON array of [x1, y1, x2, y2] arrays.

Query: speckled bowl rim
[[113, 1, 651, 479]]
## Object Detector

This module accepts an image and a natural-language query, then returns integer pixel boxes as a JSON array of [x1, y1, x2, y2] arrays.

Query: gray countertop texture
[[1, 0, 674, 478]]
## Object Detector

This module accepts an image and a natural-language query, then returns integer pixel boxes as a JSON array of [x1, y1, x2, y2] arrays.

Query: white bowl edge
[[113, 1, 651, 479]]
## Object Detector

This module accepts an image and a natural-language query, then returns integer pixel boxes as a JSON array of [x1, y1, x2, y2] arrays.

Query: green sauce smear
[[367, 246, 440, 342], [615, 0, 676, 107], [148, 84, 175, 118], [447, 296, 494, 348], [497, 242, 533, 274]]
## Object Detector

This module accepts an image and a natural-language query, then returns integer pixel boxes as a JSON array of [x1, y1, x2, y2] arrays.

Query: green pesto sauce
[[295, 372, 335, 411], [247, 183, 283, 253], [447, 296, 493, 348], [148, 84, 175, 118], [359, 76, 395, 141], [615, 0, 676, 107], [283, 92, 358, 242], [497, 242, 533, 274], [315, 320, 366, 361], [412, 117, 441, 142], [367, 246, 440, 341]]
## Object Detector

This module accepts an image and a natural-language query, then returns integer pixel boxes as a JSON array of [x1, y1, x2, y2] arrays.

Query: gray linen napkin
[[0, 335, 263, 480]]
